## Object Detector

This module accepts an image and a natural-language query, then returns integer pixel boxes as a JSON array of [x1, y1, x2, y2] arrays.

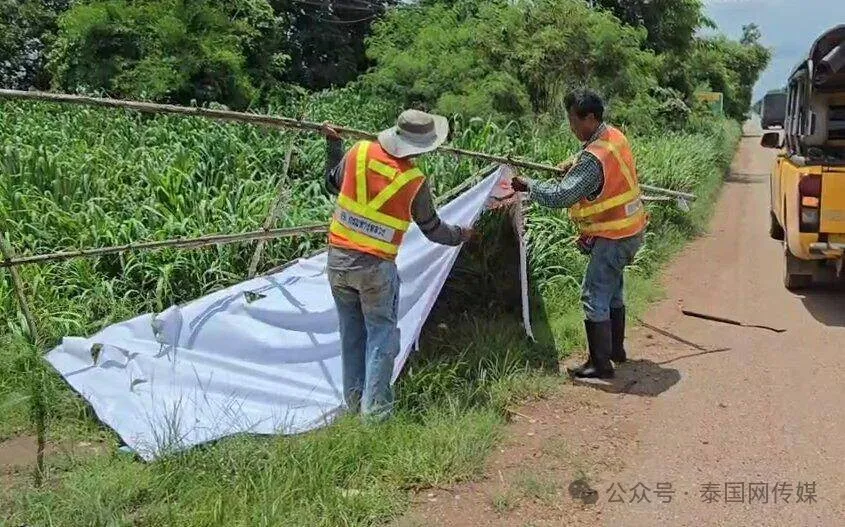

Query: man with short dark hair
[[512, 89, 647, 380]]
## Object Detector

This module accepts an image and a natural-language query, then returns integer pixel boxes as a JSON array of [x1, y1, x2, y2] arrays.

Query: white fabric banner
[[45, 166, 528, 460]]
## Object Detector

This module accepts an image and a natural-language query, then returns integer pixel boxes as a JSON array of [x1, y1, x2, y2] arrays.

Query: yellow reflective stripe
[[368, 168, 424, 211], [579, 208, 645, 234], [330, 220, 398, 255], [368, 159, 398, 180], [570, 188, 640, 218], [593, 139, 636, 189], [336, 194, 410, 231], [356, 141, 371, 205]]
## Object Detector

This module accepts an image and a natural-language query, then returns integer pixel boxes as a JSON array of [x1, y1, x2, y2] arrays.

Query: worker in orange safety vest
[[511, 89, 647, 380], [321, 110, 478, 420]]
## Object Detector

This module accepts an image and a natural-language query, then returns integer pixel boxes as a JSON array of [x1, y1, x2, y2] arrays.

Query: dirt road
[[398, 123, 845, 526]]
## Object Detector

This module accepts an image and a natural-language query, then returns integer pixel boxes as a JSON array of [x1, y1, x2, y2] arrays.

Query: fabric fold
[[45, 166, 529, 460]]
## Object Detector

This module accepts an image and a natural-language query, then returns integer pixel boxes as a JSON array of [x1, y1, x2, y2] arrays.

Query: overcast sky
[[703, 0, 845, 100]]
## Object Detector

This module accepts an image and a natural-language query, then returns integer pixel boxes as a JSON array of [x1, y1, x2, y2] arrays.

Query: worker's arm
[[324, 135, 346, 196], [521, 152, 603, 209], [411, 180, 469, 246]]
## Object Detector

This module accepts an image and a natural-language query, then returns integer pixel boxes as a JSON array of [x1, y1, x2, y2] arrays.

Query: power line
[[302, 11, 379, 24], [291, 0, 381, 13], [332, 0, 384, 9]]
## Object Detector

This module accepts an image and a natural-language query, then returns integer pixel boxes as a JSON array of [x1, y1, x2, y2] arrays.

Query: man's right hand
[[557, 159, 574, 172]]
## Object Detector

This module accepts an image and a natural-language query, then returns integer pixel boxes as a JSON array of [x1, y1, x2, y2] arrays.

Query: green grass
[[491, 489, 519, 513], [5, 409, 501, 526], [515, 471, 559, 504], [0, 97, 740, 525]]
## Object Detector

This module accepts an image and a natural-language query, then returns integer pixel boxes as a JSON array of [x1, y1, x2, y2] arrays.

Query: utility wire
[[291, 0, 381, 13], [302, 11, 379, 24]]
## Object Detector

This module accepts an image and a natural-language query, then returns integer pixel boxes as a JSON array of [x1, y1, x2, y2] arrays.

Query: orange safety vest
[[569, 126, 648, 239], [328, 140, 426, 260]]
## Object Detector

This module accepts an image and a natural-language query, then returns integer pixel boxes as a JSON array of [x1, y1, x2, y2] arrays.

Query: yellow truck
[[761, 25, 845, 289]]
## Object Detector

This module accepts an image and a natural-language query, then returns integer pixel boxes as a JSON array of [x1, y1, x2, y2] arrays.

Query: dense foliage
[[364, 0, 656, 121], [47, 0, 284, 108], [0, 0, 69, 89], [363, 1, 769, 123], [595, 0, 711, 54], [2, 0, 768, 120], [37, 0, 395, 108]]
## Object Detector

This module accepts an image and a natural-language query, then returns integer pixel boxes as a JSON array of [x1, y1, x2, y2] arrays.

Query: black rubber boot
[[610, 306, 627, 363], [571, 320, 614, 379]]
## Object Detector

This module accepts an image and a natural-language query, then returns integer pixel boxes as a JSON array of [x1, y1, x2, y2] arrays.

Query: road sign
[[694, 91, 724, 116]]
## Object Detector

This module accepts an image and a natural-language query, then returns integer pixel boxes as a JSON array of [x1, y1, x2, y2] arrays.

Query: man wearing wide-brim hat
[[321, 109, 477, 421]]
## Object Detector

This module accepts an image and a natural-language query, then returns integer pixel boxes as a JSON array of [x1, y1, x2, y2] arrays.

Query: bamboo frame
[[0, 90, 698, 487], [0, 89, 697, 201], [0, 233, 46, 485], [0, 225, 327, 269]]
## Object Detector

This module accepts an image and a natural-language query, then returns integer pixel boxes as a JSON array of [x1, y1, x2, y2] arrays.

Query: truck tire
[[784, 245, 812, 290], [769, 210, 785, 241]]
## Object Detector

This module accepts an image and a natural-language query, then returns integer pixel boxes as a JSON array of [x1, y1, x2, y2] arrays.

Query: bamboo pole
[[247, 141, 296, 279], [0, 225, 327, 269], [0, 89, 697, 201], [0, 233, 46, 485], [434, 164, 498, 205]]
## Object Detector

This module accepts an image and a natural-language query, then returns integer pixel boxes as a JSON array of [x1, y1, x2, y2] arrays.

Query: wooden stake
[[0, 232, 45, 485], [247, 141, 296, 279]]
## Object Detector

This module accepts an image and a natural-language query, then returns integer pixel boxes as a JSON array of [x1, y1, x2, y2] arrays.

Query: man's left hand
[[459, 227, 480, 243], [510, 177, 529, 193], [320, 121, 341, 140]]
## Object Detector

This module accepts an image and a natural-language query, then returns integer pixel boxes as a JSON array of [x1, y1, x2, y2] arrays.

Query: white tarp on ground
[[45, 166, 530, 460]]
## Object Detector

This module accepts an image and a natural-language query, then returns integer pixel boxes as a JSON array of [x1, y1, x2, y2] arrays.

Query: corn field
[[0, 94, 740, 525]]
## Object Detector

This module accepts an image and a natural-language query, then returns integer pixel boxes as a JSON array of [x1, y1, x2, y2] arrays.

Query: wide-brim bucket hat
[[377, 109, 449, 158]]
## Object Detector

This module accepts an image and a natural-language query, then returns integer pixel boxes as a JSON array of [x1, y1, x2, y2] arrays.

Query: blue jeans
[[581, 233, 644, 322], [328, 260, 400, 421]]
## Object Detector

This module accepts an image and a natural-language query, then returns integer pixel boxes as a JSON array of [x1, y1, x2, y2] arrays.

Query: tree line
[[0, 0, 769, 125]]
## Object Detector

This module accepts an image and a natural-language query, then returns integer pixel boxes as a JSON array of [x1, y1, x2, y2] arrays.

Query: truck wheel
[[784, 245, 812, 290], [769, 211, 784, 240]]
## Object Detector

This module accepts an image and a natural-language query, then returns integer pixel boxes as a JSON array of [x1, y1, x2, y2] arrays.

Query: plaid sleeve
[[526, 152, 603, 209]]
